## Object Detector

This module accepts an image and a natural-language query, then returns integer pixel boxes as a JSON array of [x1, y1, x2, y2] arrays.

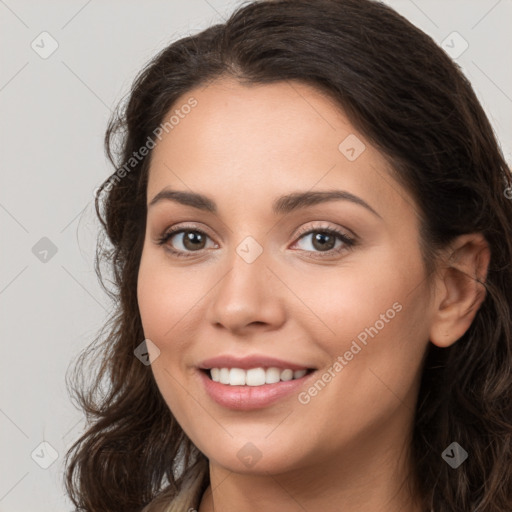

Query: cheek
[[137, 258, 167, 339], [314, 267, 428, 417], [137, 255, 199, 426], [137, 252, 203, 342], [292, 245, 429, 399], [136, 252, 210, 405], [287, 246, 417, 350]]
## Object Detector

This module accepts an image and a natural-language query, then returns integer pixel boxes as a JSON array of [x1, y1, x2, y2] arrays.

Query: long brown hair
[[64, 1, 512, 510]]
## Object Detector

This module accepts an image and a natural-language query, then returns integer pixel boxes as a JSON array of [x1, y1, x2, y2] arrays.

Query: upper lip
[[198, 354, 314, 371]]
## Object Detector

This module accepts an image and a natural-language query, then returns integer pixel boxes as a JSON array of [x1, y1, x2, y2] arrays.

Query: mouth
[[200, 367, 316, 386], [198, 366, 316, 410], [196, 354, 317, 409]]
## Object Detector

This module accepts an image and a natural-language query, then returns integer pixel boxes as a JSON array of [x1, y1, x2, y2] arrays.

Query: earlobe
[[429, 233, 490, 348]]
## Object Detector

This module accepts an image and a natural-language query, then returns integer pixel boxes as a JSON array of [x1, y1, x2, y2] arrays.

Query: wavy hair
[[64, 0, 512, 510]]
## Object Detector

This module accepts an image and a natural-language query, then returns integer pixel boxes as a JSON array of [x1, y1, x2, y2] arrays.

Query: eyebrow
[[148, 188, 382, 219]]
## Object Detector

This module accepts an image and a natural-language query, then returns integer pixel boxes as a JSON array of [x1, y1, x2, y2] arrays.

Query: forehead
[[146, 78, 417, 223]]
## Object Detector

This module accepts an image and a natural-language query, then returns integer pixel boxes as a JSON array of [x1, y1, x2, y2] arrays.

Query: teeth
[[208, 367, 310, 386], [281, 369, 293, 381], [266, 367, 281, 384], [219, 368, 230, 384], [246, 368, 266, 386], [229, 368, 246, 385]]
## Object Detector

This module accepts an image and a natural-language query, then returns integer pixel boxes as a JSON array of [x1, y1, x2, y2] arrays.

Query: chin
[[198, 435, 308, 476]]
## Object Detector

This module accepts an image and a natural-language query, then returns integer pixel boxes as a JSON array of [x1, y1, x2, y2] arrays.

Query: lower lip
[[198, 370, 315, 411]]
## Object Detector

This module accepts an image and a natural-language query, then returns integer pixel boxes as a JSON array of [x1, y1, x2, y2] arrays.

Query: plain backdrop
[[1, 1, 511, 510]]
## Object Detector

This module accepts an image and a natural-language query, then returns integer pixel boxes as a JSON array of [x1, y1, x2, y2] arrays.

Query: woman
[[64, 1, 512, 511]]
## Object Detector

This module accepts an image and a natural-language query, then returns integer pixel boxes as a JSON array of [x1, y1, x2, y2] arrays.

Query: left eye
[[293, 229, 352, 253]]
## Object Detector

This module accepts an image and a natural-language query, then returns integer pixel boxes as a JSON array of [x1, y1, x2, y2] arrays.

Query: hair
[[64, 0, 512, 511]]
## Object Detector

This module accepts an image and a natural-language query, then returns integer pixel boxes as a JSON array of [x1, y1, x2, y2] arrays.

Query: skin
[[137, 77, 490, 512]]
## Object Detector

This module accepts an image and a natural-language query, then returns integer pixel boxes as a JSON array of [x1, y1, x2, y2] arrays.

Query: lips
[[197, 354, 317, 410], [198, 354, 314, 372]]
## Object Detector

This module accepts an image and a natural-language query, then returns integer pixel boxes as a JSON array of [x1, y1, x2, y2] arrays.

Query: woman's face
[[137, 78, 433, 476]]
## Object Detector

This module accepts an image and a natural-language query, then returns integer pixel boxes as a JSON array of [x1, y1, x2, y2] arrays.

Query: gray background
[[1, 1, 511, 510]]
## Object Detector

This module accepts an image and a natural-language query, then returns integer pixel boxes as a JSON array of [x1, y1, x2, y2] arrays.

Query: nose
[[206, 246, 287, 336]]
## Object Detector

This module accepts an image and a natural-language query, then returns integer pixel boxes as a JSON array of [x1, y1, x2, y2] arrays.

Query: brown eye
[[178, 230, 208, 251], [293, 226, 355, 258], [157, 227, 216, 257], [294, 229, 353, 252], [309, 232, 337, 251]]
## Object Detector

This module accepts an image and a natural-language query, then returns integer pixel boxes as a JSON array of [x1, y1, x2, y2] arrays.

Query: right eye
[[156, 226, 218, 257]]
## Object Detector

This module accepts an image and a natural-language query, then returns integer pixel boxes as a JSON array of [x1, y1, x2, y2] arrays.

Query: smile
[[196, 354, 317, 409], [206, 367, 311, 386], [198, 368, 316, 410]]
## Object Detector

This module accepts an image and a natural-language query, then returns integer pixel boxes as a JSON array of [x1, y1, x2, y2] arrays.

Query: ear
[[429, 233, 491, 348]]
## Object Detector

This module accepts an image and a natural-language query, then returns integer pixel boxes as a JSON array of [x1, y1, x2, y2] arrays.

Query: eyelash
[[156, 223, 356, 259]]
